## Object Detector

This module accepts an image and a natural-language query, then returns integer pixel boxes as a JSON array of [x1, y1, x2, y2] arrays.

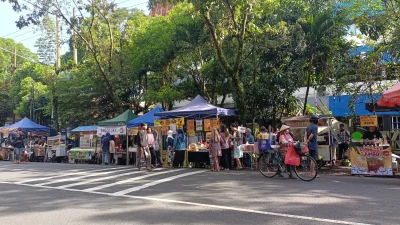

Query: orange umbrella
[[377, 82, 400, 107]]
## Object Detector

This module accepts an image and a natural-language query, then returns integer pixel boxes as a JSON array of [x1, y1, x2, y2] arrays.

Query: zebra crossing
[[0, 165, 206, 197]]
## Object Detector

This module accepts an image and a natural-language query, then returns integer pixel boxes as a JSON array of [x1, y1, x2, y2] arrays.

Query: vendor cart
[[46, 135, 67, 163], [282, 115, 339, 168]]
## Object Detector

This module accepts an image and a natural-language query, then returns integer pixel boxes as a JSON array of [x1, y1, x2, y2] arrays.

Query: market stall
[[46, 135, 67, 163], [68, 126, 98, 164], [0, 117, 50, 162], [282, 115, 339, 168], [127, 106, 164, 166], [154, 95, 236, 168], [98, 109, 137, 165], [349, 115, 394, 176]]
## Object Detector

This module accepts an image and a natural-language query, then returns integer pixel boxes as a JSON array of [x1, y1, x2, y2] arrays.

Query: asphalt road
[[0, 161, 399, 225]]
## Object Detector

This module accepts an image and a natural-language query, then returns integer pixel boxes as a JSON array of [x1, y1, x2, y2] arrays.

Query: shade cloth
[[98, 109, 137, 126], [71, 125, 98, 132], [1, 117, 50, 132], [377, 82, 400, 108], [127, 106, 164, 128], [154, 95, 236, 119]]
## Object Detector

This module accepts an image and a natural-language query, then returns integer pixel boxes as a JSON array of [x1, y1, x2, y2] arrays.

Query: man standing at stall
[[305, 115, 319, 177], [137, 123, 151, 171], [338, 124, 350, 160], [101, 132, 111, 165]]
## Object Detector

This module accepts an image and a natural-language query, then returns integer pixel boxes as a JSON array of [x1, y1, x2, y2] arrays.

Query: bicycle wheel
[[294, 155, 318, 181], [258, 152, 279, 178]]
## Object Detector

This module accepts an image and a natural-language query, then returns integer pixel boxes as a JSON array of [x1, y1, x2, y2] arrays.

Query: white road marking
[[33, 167, 136, 186], [57, 168, 163, 188], [112, 170, 206, 196], [83, 169, 183, 192], [15, 167, 124, 184], [0, 181, 372, 225]]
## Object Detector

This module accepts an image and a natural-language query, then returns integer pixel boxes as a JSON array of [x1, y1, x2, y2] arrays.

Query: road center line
[[15, 167, 125, 184], [112, 170, 206, 196], [0, 181, 372, 225], [57, 168, 163, 188], [34, 167, 136, 186], [83, 169, 183, 192]]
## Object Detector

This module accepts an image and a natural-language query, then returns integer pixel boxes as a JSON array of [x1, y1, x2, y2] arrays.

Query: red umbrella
[[377, 82, 400, 107]]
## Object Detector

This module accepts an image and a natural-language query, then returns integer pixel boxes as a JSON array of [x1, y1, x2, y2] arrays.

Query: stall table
[[240, 144, 259, 170], [187, 150, 210, 168]]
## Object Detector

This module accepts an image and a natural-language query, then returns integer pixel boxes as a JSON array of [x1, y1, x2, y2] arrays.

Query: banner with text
[[97, 126, 126, 136]]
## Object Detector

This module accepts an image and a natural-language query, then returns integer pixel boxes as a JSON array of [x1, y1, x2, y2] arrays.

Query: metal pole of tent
[[126, 126, 129, 166]]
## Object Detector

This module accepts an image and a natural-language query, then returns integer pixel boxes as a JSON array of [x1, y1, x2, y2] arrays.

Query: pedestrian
[[109, 135, 116, 165], [244, 128, 255, 144], [337, 124, 350, 160], [305, 115, 319, 177], [220, 125, 231, 170], [12, 133, 24, 164], [152, 129, 163, 167], [166, 130, 174, 166], [210, 128, 222, 172], [278, 125, 296, 179], [173, 128, 186, 168], [101, 133, 111, 165], [147, 127, 157, 168], [137, 123, 151, 171], [230, 123, 243, 170]]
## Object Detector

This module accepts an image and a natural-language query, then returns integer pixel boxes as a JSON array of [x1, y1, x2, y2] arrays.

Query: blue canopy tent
[[127, 106, 164, 128], [154, 95, 236, 119], [2, 117, 50, 133], [71, 125, 98, 132]]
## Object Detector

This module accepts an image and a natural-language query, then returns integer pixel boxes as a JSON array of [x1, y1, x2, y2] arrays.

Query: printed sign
[[187, 120, 195, 136], [360, 116, 378, 126], [350, 146, 392, 176], [195, 120, 203, 131], [211, 119, 220, 129], [80, 136, 90, 148], [97, 126, 126, 136], [204, 119, 211, 131]]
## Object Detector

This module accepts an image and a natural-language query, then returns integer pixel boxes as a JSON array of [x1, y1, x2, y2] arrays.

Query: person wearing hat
[[278, 125, 296, 179]]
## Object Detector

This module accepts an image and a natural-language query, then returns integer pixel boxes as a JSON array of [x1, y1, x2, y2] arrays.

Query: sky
[[0, 0, 149, 55]]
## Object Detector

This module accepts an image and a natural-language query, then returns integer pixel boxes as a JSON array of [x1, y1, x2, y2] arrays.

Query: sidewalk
[[319, 165, 351, 176], [319, 165, 400, 178]]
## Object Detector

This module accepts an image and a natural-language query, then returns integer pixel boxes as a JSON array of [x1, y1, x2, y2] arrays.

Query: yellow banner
[[187, 120, 195, 132], [211, 119, 220, 129], [204, 119, 211, 131], [360, 116, 378, 126], [350, 146, 392, 176], [188, 130, 195, 137]]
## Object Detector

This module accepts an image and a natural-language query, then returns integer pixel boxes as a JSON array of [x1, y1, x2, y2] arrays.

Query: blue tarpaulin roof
[[71, 125, 98, 132], [154, 95, 236, 119], [329, 95, 400, 117], [2, 117, 50, 132], [127, 106, 164, 128]]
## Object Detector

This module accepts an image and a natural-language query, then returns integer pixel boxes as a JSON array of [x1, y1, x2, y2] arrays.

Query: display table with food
[[186, 143, 210, 168]]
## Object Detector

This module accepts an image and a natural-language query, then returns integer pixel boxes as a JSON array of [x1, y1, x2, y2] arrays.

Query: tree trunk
[[303, 71, 311, 115]]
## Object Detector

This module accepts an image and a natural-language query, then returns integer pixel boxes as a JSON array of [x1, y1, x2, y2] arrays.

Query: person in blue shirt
[[173, 128, 186, 168], [306, 115, 319, 177], [101, 132, 111, 165]]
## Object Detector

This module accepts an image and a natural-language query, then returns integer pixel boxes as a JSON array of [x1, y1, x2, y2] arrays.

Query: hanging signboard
[[350, 145, 392, 176], [128, 127, 139, 136], [211, 119, 220, 129], [187, 120, 195, 136], [204, 119, 211, 131], [97, 126, 126, 136], [360, 116, 378, 127], [195, 120, 203, 131]]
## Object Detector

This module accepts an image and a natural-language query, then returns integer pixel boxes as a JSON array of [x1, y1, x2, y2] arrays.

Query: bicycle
[[258, 143, 318, 181]]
